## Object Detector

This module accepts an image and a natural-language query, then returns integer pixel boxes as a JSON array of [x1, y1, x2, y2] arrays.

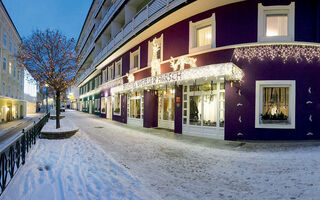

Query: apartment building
[[0, 1, 24, 122], [76, 0, 320, 140]]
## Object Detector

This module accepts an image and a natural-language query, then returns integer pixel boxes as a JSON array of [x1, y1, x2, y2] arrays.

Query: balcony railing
[[76, 0, 185, 86]]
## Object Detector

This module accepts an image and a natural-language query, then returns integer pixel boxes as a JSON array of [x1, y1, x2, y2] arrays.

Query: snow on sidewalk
[[1, 119, 157, 200]]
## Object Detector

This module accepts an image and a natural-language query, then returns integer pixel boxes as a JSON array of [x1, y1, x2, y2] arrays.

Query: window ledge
[[255, 123, 295, 129], [113, 112, 121, 116], [189, 45, 212, 54], [129, 67, 139, 73], [259, 36, 294, 43]]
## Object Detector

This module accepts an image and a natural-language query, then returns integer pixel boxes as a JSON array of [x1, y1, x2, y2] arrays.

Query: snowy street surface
[[2, 110, 320, 200]]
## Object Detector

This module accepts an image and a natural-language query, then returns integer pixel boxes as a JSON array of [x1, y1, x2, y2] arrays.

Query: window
[[101, 97, 106, 114], [9, 41, 12, 52], [3, 58, 6, 71], [103, 69, 108, 83], [189, 14, 216, 53], [183, 82, 225, 128], [130, 47, 140, 71], [255, 80, 295, 129], [113, 93, 121, 116], [128, 92, 143, 119], [258, 2, 295, 42], [148, 34, 163, 66], [115, 59, 122, 78], [13, 66, 16, 77], [95, 77, 98, 88], [3, 34, 7, 46], [108, 64, 114, 81]]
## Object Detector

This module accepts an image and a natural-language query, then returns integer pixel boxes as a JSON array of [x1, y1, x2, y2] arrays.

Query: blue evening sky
[[2, 0, 92, 40]]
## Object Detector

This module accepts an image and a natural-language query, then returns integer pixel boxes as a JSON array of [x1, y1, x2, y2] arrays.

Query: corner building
[[76, 0, 320, 140]]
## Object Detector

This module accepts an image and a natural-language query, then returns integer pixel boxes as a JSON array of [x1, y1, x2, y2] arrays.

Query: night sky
[[2, 0, 92, 40]]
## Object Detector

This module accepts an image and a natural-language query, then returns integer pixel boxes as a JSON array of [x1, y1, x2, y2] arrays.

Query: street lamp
[[45, 84, 49, 113]]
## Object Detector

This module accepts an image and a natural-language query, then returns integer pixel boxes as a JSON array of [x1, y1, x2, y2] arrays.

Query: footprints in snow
[[38, 165, 51, 171]]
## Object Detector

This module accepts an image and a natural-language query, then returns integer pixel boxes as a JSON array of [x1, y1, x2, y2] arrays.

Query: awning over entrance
[[111, 62, 243, 94]]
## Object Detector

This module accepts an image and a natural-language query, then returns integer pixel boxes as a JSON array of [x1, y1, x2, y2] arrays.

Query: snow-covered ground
[[1, 117, 158, 200], [2, 110, 320, 200], [41, 118, 78, 133]]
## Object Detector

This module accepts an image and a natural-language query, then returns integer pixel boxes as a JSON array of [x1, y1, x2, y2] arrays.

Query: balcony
[[77, 0, 185, 86]]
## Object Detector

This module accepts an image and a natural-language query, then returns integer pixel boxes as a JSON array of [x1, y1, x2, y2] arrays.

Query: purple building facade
[[77, 0, 320, 140]]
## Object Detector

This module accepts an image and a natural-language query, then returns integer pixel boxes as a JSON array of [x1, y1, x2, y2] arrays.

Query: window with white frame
[[101, 97, 106, 114], [255, 80, 295, 129], [102, 69, 106, 83], [95, 77, 98, 88], [148, 34, 163, 66], [113, 93, 121, 116], [189, 13, 216, 53], [130, 47, 140, 71], [115, 59, 122, 78], [3, 58, 6, 71], [258, 2, 295, 42], [108, 64, 114, 81]]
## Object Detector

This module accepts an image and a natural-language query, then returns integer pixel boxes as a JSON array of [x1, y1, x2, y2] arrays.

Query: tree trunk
[[56, 91, 61, 129]]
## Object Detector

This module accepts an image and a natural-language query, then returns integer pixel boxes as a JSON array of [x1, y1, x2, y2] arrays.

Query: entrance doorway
[[158, 88, 175, 130], [127, 91, 144, 126], [182, 81, 225, 139], [106, 97, 112, 119]]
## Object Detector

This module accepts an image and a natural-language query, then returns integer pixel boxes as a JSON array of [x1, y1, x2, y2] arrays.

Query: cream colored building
[[0, 1, 24, 123]]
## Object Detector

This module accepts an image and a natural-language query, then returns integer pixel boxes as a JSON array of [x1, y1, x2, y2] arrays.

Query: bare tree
[[19, 29, 79, 128]]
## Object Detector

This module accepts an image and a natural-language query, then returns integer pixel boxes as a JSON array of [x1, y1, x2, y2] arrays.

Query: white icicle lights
[[233, 44, 320, 63]]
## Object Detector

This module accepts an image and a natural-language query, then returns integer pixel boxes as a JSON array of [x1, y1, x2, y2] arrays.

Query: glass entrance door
[[158, 89, 175, 130], [182, 82, 225, 139], [127, 92, 144, 126]]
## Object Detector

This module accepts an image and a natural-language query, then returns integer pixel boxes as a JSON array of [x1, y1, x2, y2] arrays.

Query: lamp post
[[45, 84, 49, 113]]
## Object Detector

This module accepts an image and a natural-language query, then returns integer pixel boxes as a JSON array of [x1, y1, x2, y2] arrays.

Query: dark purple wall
[[143, 90, 158, 128], [225, 56, 320, 140], [174, 85, 183, 134]]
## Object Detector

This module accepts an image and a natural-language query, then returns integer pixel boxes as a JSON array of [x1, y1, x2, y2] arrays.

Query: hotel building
[[76, 0, 320, 140]]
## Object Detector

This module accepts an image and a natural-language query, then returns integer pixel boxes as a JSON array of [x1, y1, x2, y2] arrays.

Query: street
[[3, 110, 320, 200]]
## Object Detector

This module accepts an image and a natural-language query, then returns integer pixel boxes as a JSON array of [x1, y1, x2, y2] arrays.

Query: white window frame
[[130, 47, 140, 72], [258, 2, 295, 42], [148, 34, 163, 66], [108, 64, 114, 81], [255, 80, 296, 129], [114, 59, 122, 78], [189, 13, 216, 54]]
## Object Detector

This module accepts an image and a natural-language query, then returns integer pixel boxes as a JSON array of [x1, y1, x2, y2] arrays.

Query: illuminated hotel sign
[[111, 62, 243, 94]]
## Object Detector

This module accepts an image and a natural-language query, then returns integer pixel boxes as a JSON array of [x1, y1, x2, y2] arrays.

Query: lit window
[[196, 25, 212, 47], [113, 94, 121, 116], [266, 14, 288, 37], [115, 59, 122, 78], [255, 80, 295, 129], [189, 14, 215, 53], [258, 2, 295, 42], [130, 47, 140, 71], [108, 64, 114, 81]]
